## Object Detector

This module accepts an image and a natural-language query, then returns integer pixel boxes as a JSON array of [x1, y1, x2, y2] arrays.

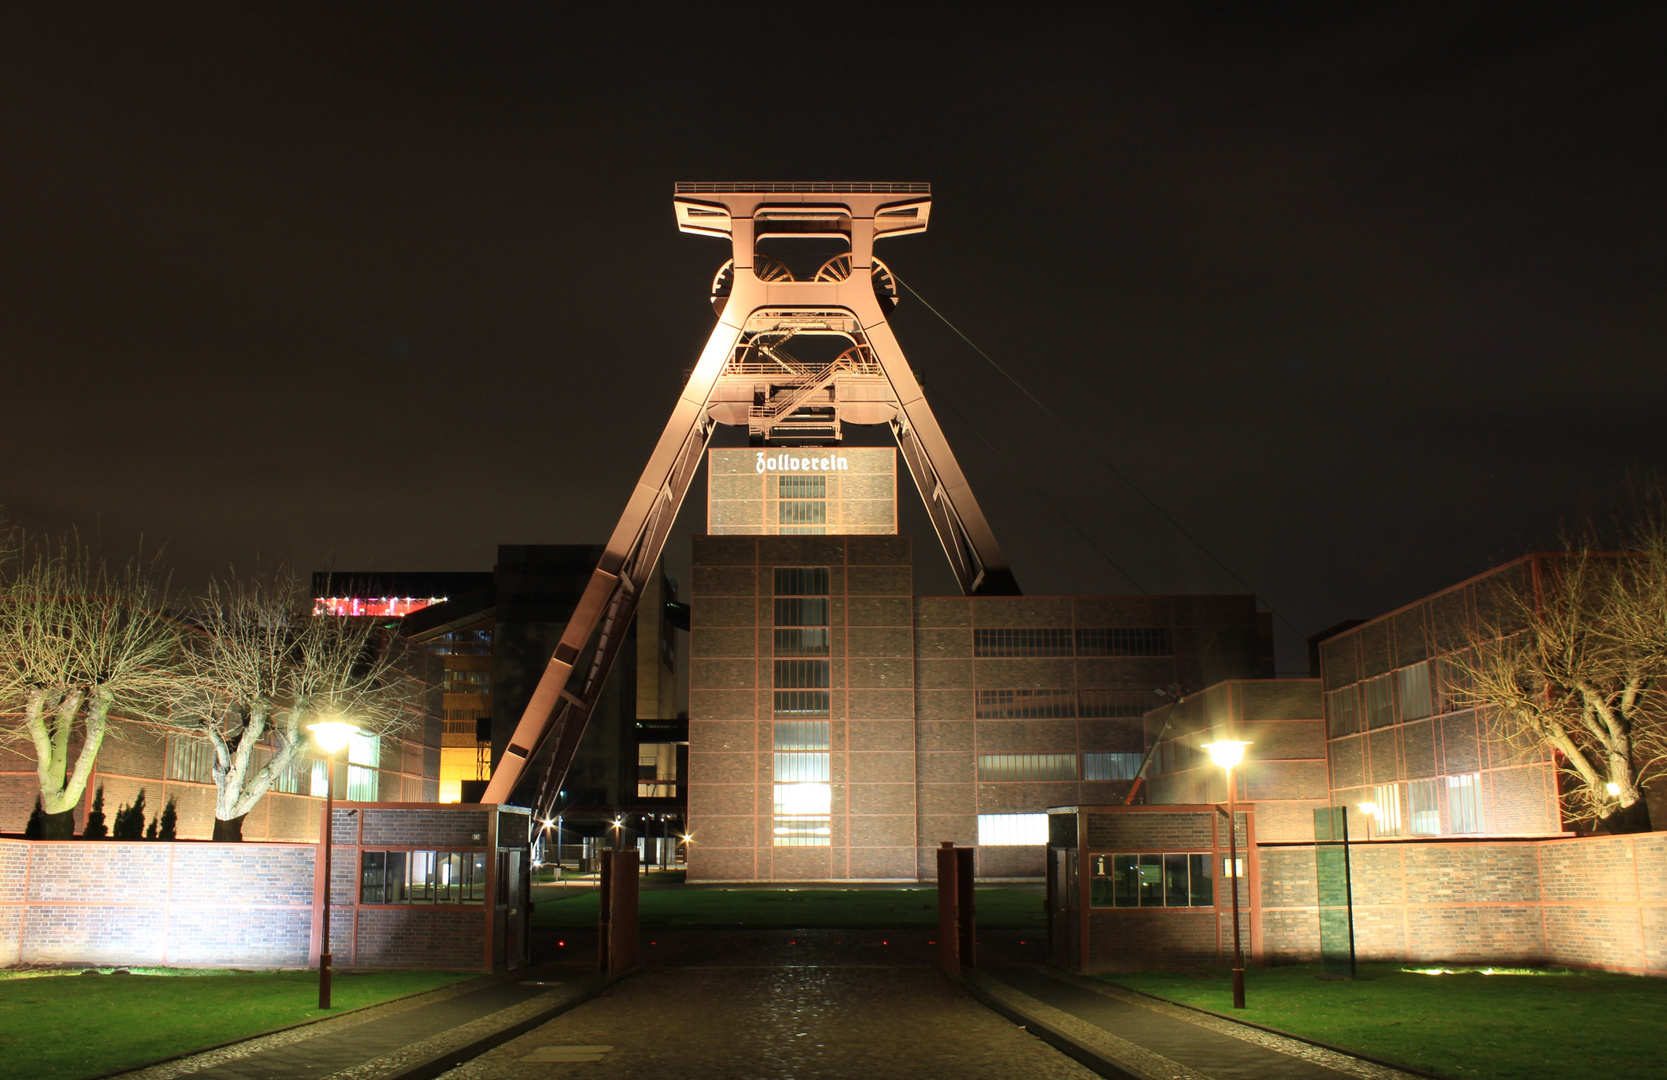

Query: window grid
[[773, 690, 830, 718], [774, 628, 831, 656], [1397, 662, 1433, 721], [166, 737, 215, 784], [1370, 782, 1403, 836], [975, 688, 1075, 719], [773, 598, 830, 627], [773, 567, 832, 846], [977, 753, 1077, 782], [1082, 752, 1143, 781], [773, 721, 830, 751], [1074, 627, 1173, 657], [973, 628, 1074, 658], [1362, 676, 1393, 730], [778, 475, 827, 499], [1326, 686, 1359, 738], [359, 850, 488, 905], [774, 659, 830, 689], [1447, 772, 1483, 833], [1408, 778, 1440, 835], [773, 567, 830, 597], [1091, 852, 1214, 908]]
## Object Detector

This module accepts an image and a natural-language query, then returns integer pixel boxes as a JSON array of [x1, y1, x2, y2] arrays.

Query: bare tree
[[1465, 532, 1667, 834], [0, 535, 180, 839], [168, 567, 420, 841]]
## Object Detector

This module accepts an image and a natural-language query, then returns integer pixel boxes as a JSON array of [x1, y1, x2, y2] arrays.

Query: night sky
[[4, 6, 1664, 673]]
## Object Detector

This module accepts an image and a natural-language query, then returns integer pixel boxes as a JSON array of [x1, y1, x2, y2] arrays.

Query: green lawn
[[0, 968, 477, 1080], [531, 886, 1046, 931], [1104, 964, 1667, 1080]]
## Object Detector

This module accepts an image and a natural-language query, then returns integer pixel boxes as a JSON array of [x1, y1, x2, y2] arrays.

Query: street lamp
[[308, 719, 360, 1010], [1356, 801, 1378, 842], [1202, 739, 1251, 1009]]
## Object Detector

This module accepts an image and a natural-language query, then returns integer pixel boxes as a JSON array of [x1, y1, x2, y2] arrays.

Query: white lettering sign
[[756, 451, 849, 474]]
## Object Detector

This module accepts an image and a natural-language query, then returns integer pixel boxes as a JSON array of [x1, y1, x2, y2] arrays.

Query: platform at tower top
[[674, 181, 929, 195]]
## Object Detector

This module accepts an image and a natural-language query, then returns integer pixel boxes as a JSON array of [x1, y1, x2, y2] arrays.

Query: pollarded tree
[[0, 536, 181, 839], [167, 568, 420, 841], [1465, 530, 1667, 834]]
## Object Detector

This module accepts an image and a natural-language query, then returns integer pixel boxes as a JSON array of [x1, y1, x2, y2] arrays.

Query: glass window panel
[[975, 813, 1050, 846], [778, 476, 826, 498], [1163, 853, 1189, 907], [1082, 753, 1142, 781], [443, 853, 463, 904], [773, 598, 829, 626], [779, 501, 827, 525], [972, 628, 1074, 657], [348, 733, 381, 768], [772, 567, 830, 597], [1189, 853, 1214, 906], [774, 659, 830, 688], [1363, 676, 1393, 729], [1397, 662, 1433, 721], [1074, 627, 1173, 657], [774, 628, 830, 656], [360, 851, 386, 904], [773, 721, 830, 751], [772, 689, 830, 718], [1112, 853, 1139, 908], [774, 782, 831, 816], [974, 688, 1075, 719], [773, 752, 830, 783], [467, 852, 488, 902], [1447, 772, 1483, 833], [1409, 778, 1440, 835], [1372, 783, 1404, 836], [1137, 854, 1164, 906], [386, 852, 408, 903], [1326, 686, 1358, 738]]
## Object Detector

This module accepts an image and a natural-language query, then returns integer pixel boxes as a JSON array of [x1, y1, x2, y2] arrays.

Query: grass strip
[[1103, 963, 1667, 1080], [530, 886, 1046, 930], [0, 968, 476, 1080]]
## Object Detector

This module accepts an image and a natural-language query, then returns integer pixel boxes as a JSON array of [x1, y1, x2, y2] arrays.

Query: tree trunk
[[1599, 799, 1653, 835], [41, 809, 77, 840], [212, 814, 247, 842]]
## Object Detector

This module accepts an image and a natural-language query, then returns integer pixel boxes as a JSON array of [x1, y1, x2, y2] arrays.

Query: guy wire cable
[[897, 274, 1304, 640], [919, 378, 1147, 594]]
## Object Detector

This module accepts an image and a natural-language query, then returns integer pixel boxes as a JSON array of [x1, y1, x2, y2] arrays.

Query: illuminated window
[[347, 733, 381, 801], [166, 737, 214, 784], [313, 596, 446, 618], [360, 850, 488, 904], [1409, 778, 1440, 835], [1370, 782, 1403, 836], [977, 754, 1077, 782], [773, 782, 831, 846], [777, 476, 827, 535], [976, 813, 1049, 846], [445, 669, 491, 695], [1397, 662, 1433, 721], [429, 629, 492, 656], [774, 568, 832, 844], [1082, 752, 1143, 781], [1447, 772, 1483, 833], [1092, 852, 1214, 908], [773, 721, 830, 751]]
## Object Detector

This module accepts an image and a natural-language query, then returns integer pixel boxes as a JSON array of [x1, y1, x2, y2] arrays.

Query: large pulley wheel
[[812, 254, 899, 310]]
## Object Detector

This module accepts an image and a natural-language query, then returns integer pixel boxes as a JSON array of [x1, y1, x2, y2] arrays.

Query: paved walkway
[[119, 933, 1424, 1080]]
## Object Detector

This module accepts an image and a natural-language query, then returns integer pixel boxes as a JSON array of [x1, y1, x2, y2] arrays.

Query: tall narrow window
[[1397, 662, 1433, 721], [773, 567, 831, 846], [1371, 782, 1403, 836], [347, 733, 381, 802], [1408, 778, 1440, 835], [1325, 686, 1359, 738], [1362, 676, 1393, 729], [1447, 772, 1483, 834]]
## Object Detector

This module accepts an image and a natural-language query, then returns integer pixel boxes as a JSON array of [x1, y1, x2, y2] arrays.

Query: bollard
[[937, 841, 977, 972], [599, 850, 639, 974]]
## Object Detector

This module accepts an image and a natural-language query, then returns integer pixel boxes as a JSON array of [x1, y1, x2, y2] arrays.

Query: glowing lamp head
[[1357, 801, 1379, 818], [1606, 781, 1622, 797], [1201, 740, 1248, 770], [307, 719, 361, 755]]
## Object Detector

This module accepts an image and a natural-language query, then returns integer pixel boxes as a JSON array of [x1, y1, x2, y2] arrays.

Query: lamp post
[[1202, 739, 1251, 1009], [308, 719, 360, 1011]]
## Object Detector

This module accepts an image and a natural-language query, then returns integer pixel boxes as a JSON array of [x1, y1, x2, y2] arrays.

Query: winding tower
[[483, 182, 1018, 814]]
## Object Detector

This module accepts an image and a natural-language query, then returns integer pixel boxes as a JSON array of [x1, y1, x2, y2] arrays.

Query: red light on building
[[313, 596, 445, 618]]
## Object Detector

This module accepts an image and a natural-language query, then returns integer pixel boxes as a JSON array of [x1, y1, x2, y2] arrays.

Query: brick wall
[[0, 804, 528, 971], [1069, 806, 1667, 977]]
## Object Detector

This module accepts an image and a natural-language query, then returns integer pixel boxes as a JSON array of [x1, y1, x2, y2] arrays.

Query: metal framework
[[483, 183, 1019, 811]]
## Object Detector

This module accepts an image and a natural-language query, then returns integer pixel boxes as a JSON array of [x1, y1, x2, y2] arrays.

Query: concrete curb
[[1090, 976, 1450, 1080], [956, 970, 1150, 1080], [86, 970, 512, 1080], [385, 969, 632, 1080]]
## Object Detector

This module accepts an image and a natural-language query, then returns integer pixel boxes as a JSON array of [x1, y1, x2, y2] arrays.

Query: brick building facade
[[686, 531, 1273, 882]]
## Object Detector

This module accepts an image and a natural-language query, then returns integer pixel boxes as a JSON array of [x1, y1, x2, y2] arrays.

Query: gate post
[[599, 850, 639, 974], [937, 841, 977, 972], [937, 841, 960, 973]]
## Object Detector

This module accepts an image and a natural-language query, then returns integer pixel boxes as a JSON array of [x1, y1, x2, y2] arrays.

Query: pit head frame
[[482, 183, 1019, 813]]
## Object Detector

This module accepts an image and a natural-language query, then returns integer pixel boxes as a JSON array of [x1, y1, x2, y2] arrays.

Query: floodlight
[[1357, 801, 1378, 818], [1606, 782, 1621, 796], [307, 720, 360, 755], [1200, 740, 1248, 770]]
